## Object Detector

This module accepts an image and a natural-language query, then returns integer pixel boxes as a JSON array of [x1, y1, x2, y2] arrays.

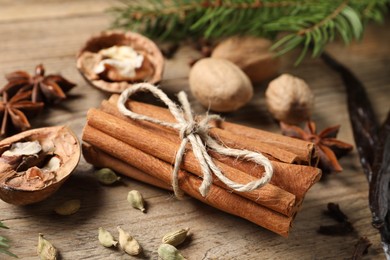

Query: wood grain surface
[[0, 1, 389, 259]]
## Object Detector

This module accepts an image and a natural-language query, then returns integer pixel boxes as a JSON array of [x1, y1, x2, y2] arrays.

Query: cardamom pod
[[158, 244, 186, 260], [162, 228, 190, 247], [117, 226, 142, 256], [54, 199, 81, 215], [95, 168, 121, 185], [37, 233, 58, 260], [127, 190, 146, 213], [98, 227, 118, 247]]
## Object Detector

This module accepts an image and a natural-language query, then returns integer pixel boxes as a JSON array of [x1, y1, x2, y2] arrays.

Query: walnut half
[[0, 126, 80, 205], [76, 31, 164, 93]]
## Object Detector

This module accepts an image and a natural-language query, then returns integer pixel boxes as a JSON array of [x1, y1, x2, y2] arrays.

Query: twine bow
[[118, 83, 273, 198]]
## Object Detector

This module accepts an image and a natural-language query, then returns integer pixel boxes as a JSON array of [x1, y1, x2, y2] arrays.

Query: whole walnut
[[265, 74, 314, 124], [211, 36, 280, 84], [189, 58, 253, 112]]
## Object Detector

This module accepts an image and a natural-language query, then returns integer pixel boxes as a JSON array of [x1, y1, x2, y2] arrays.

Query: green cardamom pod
[[54, 199, 81, 216], [158, 244, 186, 260], [117, 226, 142, 256], [127, 190, 146, 213], [37, 233, 57, 260], [95, 168, 121, 185], [162, 228, 190, 247], [98, 227, 118, 247]]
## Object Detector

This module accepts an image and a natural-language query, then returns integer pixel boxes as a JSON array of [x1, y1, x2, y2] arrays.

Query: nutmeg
[[211, 36, 280, 84], [0, 126, 80, 205], [265, 74, 314, 124], [189, 58, 253, 112]]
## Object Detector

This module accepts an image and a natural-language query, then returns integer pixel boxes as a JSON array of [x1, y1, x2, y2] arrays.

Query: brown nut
[[189, 58, 253, 112], [265, 74, 314, 124], [211, 36, 280, 84], [76, 31, 164, 93], [0, 126, 80, 205]]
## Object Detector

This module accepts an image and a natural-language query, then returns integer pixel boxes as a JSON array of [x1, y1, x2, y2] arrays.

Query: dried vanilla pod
[[98, 227, 118, 248], [94, 168, 121, 185], [127, 190, 146, 213], [37, 233, 58, 260], [54, 199, 81, 216], [117, 226, 142, 256], [76, 31, 164, 93], [162, 228, 190, 247], [158, 243, 186, 260], [0, 126, 80, 205]]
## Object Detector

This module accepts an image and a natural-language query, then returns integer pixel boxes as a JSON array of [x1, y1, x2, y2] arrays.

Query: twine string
[[118, 83, 273, 198]]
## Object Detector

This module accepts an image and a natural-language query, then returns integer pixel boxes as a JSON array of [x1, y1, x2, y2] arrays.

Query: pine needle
[[108, 0, 389, 64]]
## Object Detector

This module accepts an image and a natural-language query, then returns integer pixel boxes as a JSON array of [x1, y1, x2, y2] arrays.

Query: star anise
[[280, 120, 353, 172], [1, 64, 76, 103], [0, 91, 44, 136]]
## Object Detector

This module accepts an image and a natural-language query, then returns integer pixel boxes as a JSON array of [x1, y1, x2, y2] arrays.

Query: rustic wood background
[[0, 1, 389, 259]]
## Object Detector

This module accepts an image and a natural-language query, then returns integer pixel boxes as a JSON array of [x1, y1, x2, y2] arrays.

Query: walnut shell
[[265, 74, 314, 124], [0, 126, 80, 205], [189, 58, 253, 112], [76, 31, 164, 93], [211, 36, 280, 84]]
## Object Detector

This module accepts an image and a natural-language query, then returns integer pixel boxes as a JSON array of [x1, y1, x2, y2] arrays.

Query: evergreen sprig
[[0, 221, 17, 258], [109, 0, 389, 64]]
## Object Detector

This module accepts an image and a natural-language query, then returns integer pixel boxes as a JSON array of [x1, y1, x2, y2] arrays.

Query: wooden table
[[0, 1, 389, 259]]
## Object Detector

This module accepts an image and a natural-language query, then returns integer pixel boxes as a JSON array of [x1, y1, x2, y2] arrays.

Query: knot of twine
[[118, 83, 273, 198]]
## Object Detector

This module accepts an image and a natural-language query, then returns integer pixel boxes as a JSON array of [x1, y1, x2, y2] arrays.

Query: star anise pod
[[280, 120, 353, 172], [0, 91, 44, 136], [1, 64, 76, 103]]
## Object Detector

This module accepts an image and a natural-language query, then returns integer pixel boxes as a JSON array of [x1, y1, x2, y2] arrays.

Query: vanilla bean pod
[[321, 52, 379, 181], [371, 114, 390, 238], [322, 52, 390, 257]]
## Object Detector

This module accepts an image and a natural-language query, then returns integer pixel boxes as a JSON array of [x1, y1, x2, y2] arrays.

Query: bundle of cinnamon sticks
[[82, 95, 322, 237]]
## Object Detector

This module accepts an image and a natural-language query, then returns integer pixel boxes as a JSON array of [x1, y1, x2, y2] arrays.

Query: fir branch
[[297, 1, 348, 36], [0, 221, 17, 258], [109, 0, 389, 63]]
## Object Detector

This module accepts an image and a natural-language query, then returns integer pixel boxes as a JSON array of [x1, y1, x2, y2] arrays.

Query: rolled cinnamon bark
[[108, 95, 299, 164], [211, 152, 321, 201], [82, 143, 172, 190], [217, 122, 318, 165], [86, 108, 298, 217], [100, 101, 321, 201], [82, 125, 293, 237]]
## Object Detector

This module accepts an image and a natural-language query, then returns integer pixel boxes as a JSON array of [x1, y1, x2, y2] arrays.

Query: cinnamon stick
[[212, 152, 321, 201], [108, 95, 303, 164], [87, 108, 298, 217], [82, 143, 172, 190], [100, 101, 321, 201], [217, 122, 318, 165], [82, 125, 293, 237]]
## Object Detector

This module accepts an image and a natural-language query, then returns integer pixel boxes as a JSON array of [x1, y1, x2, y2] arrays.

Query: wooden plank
[[0, 0, 115, 23], [0, 1, 389, 259]]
